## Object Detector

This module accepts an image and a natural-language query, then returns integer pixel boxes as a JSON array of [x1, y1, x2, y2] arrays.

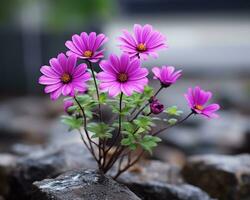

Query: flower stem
[[74, 96, 100, 166], [87, 61, 102, 120], [103, 93, 124, 171], [152, 111, 194, 136], [86, 61, 104, 166]]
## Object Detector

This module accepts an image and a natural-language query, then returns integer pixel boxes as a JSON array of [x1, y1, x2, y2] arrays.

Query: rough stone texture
[[0, 154, 18, 197], [7, 143, 96, 200], [161, 112, 250, 155], [117, 160, 213, 200], [182, 154, 250, 200], [32, 169, 141, 200]]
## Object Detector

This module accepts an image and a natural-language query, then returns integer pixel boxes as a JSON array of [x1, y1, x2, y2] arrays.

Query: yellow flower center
[[61, 73, 71, 83], [118, 73, 128, 82], [195, 104, 203, 111], [137, 43, 147, 52], [83, 50, 93, 58]]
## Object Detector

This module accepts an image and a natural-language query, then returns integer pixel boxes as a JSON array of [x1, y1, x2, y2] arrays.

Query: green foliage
[[61, 115, 82, 131], [134, 115, 154, 131], [121, 133, 139, 151], [165, 106, 183, 116], [87, 122, 114, 139], [140, 135, 161, 154], [168, 118, 178, 125]]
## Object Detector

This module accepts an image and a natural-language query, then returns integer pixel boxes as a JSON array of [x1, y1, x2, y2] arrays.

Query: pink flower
[[65, 32, 108, 63], [97, 54, 148, 97], [150, 98, 164, 114], [64, 100, 74, 114], [152, 66, 182, 87], [39, 53, 91, 100], [184, 86, 220, 118], [118, 24, 167, 60]]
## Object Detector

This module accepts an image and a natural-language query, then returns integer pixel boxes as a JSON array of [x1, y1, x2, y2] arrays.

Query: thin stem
[[74, 97, 99, 165], [87, 61, 102, 120], [152, 112, 194, 136], [103, 93, 124, 170], [86, 61, 103, 166], [105, 93, 123, 154], [113, 150, 144, 180]]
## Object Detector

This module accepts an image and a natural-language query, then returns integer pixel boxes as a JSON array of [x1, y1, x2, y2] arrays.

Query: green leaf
[[134, 115, 154, 131], [87, 122, 114, 139], [168, 118, 177, 125], [61, 115, 82, 131], [144, 86, 154, 98], [140, 135, 162, 154], [99, 93, 107, 104], [121, 134, 138, 151], [165, 106, 183, 116]]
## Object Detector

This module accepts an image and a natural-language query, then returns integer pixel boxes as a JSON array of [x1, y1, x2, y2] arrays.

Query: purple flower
[[150, 98, 164, 114], [65, 32, 108, 63], [96, 54, 148, 97], [118, 24, 167, 60], [64, 100, 74, 114], [39, 53, 91, 100], [152, 66, 182, 87], [184, 86, 220, 118]]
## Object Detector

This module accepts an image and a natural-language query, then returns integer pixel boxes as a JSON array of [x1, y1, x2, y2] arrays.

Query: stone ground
[[0, 95, 249, 199]]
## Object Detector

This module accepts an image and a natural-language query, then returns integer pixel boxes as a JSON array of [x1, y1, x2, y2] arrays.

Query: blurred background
[[0, 0, 250, 165]]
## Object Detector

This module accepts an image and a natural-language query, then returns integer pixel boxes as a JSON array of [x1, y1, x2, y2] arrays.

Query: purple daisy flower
[[118, 24, 167, 60], [184, 86, 220, 118], [152, 66, 182, 87], [39, 53, 91, 100], [96, 54, 148, 97], [65, 32, 108, 63]]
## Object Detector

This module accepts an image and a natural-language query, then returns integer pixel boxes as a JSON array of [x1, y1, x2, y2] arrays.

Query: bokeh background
[[1, 0, 250, 165]]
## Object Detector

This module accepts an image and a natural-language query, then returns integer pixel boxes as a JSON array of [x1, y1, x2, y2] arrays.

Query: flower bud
[[150, 98, 164, 114], [64, 100, 74, 114]]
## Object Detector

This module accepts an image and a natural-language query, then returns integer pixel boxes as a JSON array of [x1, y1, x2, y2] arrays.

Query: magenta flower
[[184, 86, 220, 118], [150, 98, 164, 114], [97, 54, 148, 97], [65, 32, 108, 63], [152, 66, 182, 87], [64, 100, 74, 114], [118, 24, 167, 60], [39, 53, 91, 100]]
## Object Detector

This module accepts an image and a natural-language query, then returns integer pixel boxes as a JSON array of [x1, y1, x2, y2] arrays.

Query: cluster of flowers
[[39, 24, 219, 118], [39, 24, 220, 177]]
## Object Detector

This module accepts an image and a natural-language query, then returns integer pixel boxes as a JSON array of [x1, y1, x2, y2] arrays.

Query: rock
[[32, 169, 141, 200], [182, 154, 250, 200], [116, 160, 213, 200], [0, 97, 62, 152], [152, 144, 186, 167], [161, 112, 250, 155], [0, 154, 18, 197], [7, 143, 96, 200]]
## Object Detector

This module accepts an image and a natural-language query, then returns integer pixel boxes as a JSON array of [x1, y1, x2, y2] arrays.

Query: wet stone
[[7, 143, 96, 200], [182, 154, 250, 200], [116, 160, 213, 200], [32, 169, 141, 200]]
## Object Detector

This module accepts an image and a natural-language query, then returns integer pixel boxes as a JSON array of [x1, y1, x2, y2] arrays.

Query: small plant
[[39, 24, 220, 179]]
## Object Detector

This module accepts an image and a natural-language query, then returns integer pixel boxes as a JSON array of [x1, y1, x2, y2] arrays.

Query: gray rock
[[8, 143, 96, 200], [0, 154, 18, 197], [161, 112, 250, 155], [117, 160, 213, 200], [182, 154, 250, 200], [32, 169, 141, 200]]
